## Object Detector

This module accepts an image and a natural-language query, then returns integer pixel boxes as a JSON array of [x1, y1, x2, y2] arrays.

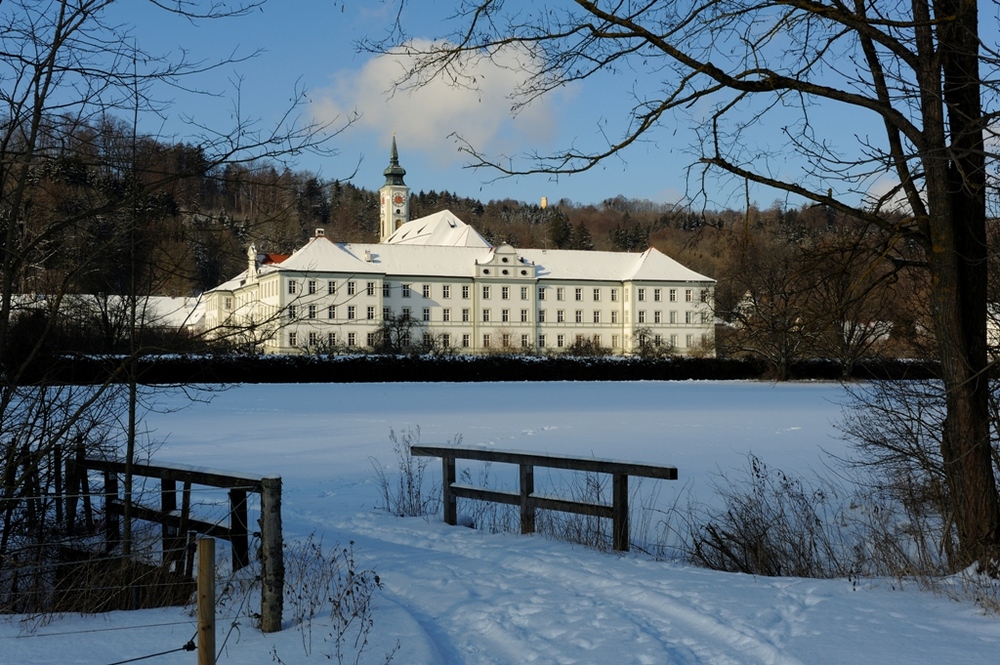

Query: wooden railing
[[411, 445, 678, 551], [72, 458, 284, 634]]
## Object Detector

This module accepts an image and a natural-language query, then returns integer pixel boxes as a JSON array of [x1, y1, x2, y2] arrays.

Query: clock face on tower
[[392, 193, 405, 206]]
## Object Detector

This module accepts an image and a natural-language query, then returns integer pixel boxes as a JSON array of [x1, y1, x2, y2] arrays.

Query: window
[[382, 283, 390, 297], [610, 289, 618, 302], [367, 282, 375, 296], [593, 288, 601, 302], [367, 333, 376, 347], [288, 332, 297, 346], [329, 281, 337, 295], [686, 334, 694, 347], [402, 284, 411, 298], [328, 305, 336, 319], [538, 287, 546, 301], [576, 334, 585, 344], [308, 304, 317, 319], [686, 289, 693, 302], [422, 284, 430, 298], [482, 309, 491, 322], [462, 285, 471, 299], [401, 307, 411, 319], [612, 335, 620, 349], [502, 333, 511, 348], [557, 334, 564, 348], [483, 334, 491, 348], [575, 288, 583, 301], [638, 310, 646, 323], [423, 307, 431, 322], [702, 312, 710, 324], [442, 334, 451, 348], [383, 306, 391, 319], [669, 289, 677, 302], [654, 311, 661, 324], [287, 305, 297, 320], [328, 332, 337, 346], [654, 288, 661, 302], [593, 310, 601, 323], [347, 332, 356, 347], [443, 285, 451, 299], [309, 332, 319, 346], [367, 306, 376, 320], [521, 334, 529, 348], [538, 334, 546, 347], [670, 334, 678, 347], [521, 309, 529, 323], [443, 308, 451, 322], [462, 334, 470, 348], [501, 286, 510, 300], [701, 289, 709, 303], [654, 334, 662, 346], [483, 285, 491, 299], [502, 309, 510, 323], [347, 281, 356, 295], [670, 311, 677, 323], [683, 311, 691, 324], [593, 334, 601, 347], [224, 297, 232, 310], [521, 286, 528, 300], [638, 288, 646, 302], [557, 287, 565, 301], [538, 310, 546, 323], [288, 281, 297, 295], [423, 333, 432, 346], [462, 308, 471, 322], [308, 280, 317, 294], [557, 310, 565, 323], [347, 305, 356, 320], [575, 310, 583, 323], [401, 332, 411, 347], [611, 311, 618, 324]]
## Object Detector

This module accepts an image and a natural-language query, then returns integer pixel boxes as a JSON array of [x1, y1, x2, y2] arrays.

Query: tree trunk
[[925, 0, 1000, 567]]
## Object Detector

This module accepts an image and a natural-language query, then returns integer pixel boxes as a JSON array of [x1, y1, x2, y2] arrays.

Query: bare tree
[[0, 0, 345, 607], [372, 0, 1000, 565]]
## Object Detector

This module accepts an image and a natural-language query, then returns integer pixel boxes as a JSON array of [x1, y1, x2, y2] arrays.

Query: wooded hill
[[17, 118, 988, 372]]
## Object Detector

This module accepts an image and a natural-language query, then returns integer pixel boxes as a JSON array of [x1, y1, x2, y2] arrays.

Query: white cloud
[[310, 40, 566, 166]]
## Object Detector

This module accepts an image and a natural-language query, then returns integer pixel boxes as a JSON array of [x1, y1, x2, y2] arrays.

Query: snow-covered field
[[6, 381, 1000, 664]]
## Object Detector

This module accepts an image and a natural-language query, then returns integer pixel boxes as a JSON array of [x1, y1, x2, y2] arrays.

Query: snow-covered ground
[[6, 381, 1000, 664]]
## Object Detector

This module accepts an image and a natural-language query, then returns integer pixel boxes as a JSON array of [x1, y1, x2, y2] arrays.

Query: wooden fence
[[68, 457, 284, 633], [411, 445, 678, 551]]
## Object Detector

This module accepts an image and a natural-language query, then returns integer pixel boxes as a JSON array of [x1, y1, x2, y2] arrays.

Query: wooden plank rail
[[411, 445, 678, 552], [74, 457, 284, 634]]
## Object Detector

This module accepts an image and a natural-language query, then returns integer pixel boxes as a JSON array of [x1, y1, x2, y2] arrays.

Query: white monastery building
[[204, 140, 716, 355]]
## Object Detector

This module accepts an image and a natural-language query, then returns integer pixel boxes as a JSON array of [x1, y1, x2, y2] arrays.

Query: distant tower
[[379, 136, 410, 242]]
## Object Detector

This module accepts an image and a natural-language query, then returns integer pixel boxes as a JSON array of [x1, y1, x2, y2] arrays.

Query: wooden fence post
[[259, 476, 283, 634], [161, 478, 177, 570], [612, 473, 629, 552], [104, 470, 120, 551], [442, 456, 457, 526], [519, 464, 535, 535], [228, 488, 249, 570], [197, 537, 216, 665]]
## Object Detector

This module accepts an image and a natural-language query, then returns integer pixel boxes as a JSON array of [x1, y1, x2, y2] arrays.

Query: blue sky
[[115, 1, 748, 208], [115, 1, 999, 211]]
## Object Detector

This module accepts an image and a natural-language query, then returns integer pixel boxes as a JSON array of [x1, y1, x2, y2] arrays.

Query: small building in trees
[[203, 139, 716, 355]]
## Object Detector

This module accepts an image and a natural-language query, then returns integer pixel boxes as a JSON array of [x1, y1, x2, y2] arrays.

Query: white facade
[[203, 144, 716, 356]]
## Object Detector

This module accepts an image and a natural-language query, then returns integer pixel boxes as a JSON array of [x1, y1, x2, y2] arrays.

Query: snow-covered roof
[[519, 247, 712, 283], [384, 210, 491, 248], [258, 233, 713, 284]]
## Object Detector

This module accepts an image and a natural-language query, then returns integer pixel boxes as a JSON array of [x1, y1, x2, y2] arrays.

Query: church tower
[[379, 136, 409, 242]]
